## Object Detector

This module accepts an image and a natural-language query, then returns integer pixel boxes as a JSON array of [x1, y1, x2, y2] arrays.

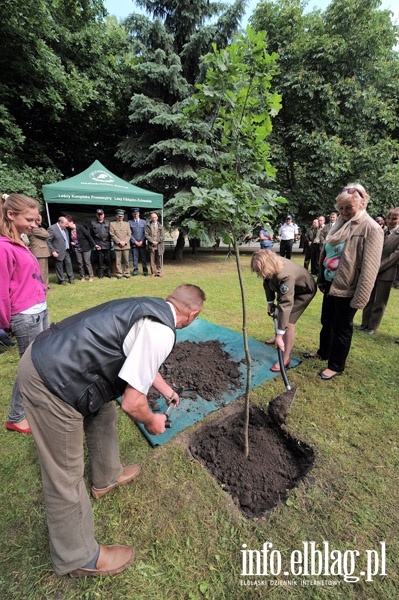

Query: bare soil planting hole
[[149, 339, 315, 518], [189, 407, 315, 518]]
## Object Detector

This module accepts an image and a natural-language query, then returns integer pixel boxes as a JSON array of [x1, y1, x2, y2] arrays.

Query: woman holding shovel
[[251, 250, 316, 372]]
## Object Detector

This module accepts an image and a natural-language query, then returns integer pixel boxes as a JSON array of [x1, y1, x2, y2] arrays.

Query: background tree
[[117, 0, 246, 199], [251, 0, 399, 226], [166, 27, 283, 456], [0, 0, 131, 196]]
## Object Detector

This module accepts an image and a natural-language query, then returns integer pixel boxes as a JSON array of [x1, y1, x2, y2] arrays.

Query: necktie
[[61, 228, 69, 249]]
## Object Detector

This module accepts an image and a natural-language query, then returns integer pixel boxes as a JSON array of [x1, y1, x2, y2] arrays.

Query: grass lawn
[[0, 250, 398, 599]]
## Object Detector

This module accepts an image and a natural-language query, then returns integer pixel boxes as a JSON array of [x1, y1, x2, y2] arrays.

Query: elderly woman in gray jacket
[[304, 183, 383, 379]]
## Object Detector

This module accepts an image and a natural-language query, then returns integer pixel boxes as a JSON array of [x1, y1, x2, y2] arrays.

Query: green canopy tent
[[42, 160, 163, 225]]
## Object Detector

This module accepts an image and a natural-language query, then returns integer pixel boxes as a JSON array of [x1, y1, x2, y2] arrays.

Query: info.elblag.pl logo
[[240, 541, 386, 586]]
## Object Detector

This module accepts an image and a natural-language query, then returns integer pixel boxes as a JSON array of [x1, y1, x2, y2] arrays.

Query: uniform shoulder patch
[[279, 283, 289, 294]]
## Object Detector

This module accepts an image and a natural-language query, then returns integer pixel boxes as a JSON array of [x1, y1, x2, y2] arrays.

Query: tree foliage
[[250, 0, 399, 225], [0, 0, 132, 195], [165, 27, 282, 456], [117, 0, 247, 198]]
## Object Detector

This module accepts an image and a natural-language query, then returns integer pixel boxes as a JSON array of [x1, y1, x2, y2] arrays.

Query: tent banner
[[42, 160, 163, 209]]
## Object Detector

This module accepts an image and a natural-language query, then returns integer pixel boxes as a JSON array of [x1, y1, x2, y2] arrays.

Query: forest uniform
[[28, 225, 51, 286], [263, 258, 316, 331], [361, 226, 399, 331], [110, 218, 131, 278]]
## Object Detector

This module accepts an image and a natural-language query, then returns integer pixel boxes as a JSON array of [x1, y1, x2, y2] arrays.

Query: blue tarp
[[134, 318, 300, 446]]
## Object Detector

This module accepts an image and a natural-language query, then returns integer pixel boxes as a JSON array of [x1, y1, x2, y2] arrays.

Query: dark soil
[[150, 340, 315, 518], [268, 387, 298, 425], [190, 407, 315, 518], [148, 339, 243, 409]]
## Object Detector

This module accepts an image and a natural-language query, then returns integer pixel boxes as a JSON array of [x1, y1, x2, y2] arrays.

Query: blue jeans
[[7, 308, 49, 423]]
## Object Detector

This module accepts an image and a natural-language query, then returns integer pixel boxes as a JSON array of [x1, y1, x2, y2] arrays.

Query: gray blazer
[[47, 223, 69, 260]]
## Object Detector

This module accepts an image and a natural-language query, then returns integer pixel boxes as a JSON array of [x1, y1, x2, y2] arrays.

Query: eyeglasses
[[342, 187, 363, 199]]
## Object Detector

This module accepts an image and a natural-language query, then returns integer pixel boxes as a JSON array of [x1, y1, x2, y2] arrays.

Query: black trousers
[[318, 286, 357, 372], [310, 243, 320, 276], [132, 245, 148, 274], [97, 249, 111, 276], [280, 239, 294, 259]]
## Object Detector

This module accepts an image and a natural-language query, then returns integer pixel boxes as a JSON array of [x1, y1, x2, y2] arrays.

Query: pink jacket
[[0, 236, 47, 330]]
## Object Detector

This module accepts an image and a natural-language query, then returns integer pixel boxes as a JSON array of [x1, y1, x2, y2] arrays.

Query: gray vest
[[31, 297, 176, 415]]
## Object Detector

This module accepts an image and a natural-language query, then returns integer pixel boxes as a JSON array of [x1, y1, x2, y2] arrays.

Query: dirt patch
[[190, 407, 315, 518], [150, 340, 315, 518], [268, 387, 297, 425], [148, 340, 243, 409]]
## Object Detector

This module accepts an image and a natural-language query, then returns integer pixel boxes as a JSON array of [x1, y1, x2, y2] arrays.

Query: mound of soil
[[148, 340, 243, 409], [190, 407, 315, 518], [150, 339, 315, 517], [268, 387, 298, 425]]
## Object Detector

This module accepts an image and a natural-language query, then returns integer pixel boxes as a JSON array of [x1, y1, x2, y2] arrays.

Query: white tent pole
[[45, 202, 52, 226], [161, 208, 164, 274]]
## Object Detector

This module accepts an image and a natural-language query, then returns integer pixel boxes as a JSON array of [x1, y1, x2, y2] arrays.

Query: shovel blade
[[268, 386, 297, 426]]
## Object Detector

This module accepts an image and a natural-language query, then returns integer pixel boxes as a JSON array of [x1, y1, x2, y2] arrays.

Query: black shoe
[[317, 370, 343, 380], [358, 325, 367, 331], [0, 338, 16, 348], [143, 273, 148, 277]]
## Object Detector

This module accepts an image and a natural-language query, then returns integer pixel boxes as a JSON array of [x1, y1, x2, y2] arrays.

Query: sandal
[[270, 359, 291, 372], [303, 352, 321, 359]]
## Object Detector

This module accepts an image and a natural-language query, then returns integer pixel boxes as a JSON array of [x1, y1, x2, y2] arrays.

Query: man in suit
[[145, 212, 165, 277], [47, 216, 75, 285], [320, 211, 338, 245], [129, 208, 148, 276], [360, 207, 399, 333], [28, 214, 51, 288], [303, 218, 319, 273], [66, 216, 96, 282], [110, 209, 131, 279]]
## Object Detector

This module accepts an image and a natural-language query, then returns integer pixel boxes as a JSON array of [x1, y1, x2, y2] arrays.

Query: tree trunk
[[233, 242, 252, 458]]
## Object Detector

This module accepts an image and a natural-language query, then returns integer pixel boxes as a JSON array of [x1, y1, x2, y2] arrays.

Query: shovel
[[164, 386, 186, 428], [267, 306, 297, 425]]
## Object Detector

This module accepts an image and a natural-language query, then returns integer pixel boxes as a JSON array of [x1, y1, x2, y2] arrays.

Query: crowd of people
[[256, 183, 399, 378], [1, 181, 399, 579], [26, 206, 167, 285]]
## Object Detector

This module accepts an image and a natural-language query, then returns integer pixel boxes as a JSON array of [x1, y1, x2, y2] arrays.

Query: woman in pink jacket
[[0, 193, 49, 433]]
